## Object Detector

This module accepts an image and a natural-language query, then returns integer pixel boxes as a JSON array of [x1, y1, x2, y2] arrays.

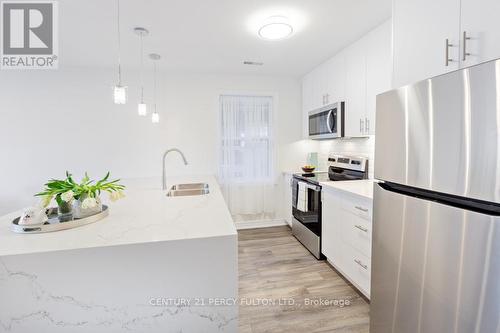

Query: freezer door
[[371, 183, 500, 333], [375, 58, 500, 203]]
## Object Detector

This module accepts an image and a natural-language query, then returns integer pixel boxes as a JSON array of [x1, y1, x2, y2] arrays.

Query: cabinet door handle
[[445, 39, 454, 66], [365, 117, 369, 133], [354, 225, 368, 233], [360, 119, 364, 133], [462, 31, 471, 61], [354, 259, 368, 270], [355, 205, 369, 212]]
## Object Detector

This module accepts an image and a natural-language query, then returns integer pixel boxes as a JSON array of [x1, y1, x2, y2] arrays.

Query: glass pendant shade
[[151, 111, 160, 123], [138, 103, 147, 116], [113, 85, 127, 104]]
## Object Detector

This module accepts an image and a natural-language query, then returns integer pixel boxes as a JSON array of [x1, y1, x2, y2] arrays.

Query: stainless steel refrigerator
[[371, 59, 500, 333]]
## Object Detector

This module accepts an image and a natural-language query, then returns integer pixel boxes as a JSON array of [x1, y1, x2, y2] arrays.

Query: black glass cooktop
[[293, 168, 367, 185], [293, 172, 330, 185]]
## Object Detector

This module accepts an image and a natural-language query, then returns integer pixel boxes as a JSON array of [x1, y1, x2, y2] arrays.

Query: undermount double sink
[[166, 183, 210, 197]]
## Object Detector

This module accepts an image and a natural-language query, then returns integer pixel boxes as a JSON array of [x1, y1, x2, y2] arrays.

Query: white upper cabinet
[[301, 20, 392, 138], [344, 21, 392, 137], [365, 21, 392, 135], [302, 73, 313, 138], [302, 54, 345, 116], [309, 65, 331, 111], [344, 41, 367, 137], [460, 0, 500, 68], [326, 53, 346, 105], [393, 0, 461, 88], [302, 72, 313, 113], [393, 0, 500, 88]]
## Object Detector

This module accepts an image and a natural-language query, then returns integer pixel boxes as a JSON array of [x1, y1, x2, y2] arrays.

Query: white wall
[[0, 68, 303, 215]]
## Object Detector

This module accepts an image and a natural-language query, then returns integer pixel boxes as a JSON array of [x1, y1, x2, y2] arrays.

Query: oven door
[[291, 178, 322, 237]]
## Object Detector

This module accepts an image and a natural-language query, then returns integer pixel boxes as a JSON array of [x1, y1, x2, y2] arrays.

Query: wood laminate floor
[[238, 226, 369, 333]]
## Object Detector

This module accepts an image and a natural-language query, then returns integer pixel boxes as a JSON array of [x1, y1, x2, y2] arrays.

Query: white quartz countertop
[[282, 170, 328, 175], [0, 175, 237, 257], [319, 179, 375, 200]]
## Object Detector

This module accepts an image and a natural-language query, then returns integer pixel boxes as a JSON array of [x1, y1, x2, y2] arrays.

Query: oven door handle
[[298, 181, 321, 192]]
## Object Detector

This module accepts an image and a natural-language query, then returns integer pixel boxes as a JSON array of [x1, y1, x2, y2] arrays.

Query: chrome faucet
[[162, 148, 188, 190]]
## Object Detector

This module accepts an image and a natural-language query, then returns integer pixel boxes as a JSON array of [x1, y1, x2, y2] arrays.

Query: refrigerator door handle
[[378, 182, 500, 216]]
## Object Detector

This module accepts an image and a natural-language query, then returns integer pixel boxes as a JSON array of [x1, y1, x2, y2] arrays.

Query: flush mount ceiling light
[[134, 27, 149, 116], [258, 16, 293, 40]]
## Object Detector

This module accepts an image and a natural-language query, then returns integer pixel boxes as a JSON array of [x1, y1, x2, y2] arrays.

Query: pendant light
[[149, 53, 161, 123], [134, 27, 149, 116], [113, 0, 127, 104]]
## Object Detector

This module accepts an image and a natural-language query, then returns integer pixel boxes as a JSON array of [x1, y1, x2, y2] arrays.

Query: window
[[219, 95, 274, 183]]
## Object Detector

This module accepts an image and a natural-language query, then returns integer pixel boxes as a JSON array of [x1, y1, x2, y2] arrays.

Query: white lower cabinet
[[342, 242, 371, 296], [322, 188, 373, 298], [322, 190, 342, 263]]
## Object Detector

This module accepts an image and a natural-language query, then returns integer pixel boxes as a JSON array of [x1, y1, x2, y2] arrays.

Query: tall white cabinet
[[393, 0, 500, 88], [302, 20, 392, 138], [344, 43, 367, 137], [365, 24, 393, 135]]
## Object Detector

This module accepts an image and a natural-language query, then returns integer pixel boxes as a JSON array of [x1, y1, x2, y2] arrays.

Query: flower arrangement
[[35, 172, 125, 219]]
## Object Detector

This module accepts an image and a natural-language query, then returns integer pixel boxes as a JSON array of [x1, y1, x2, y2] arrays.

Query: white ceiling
[[59, 0, 391, 77]]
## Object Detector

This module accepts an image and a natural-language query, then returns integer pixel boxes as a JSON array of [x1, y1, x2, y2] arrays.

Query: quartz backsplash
[[317, 136, 375, 179]]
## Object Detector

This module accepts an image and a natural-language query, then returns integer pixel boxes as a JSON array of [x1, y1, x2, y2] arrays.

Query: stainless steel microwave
[[308, 102, 344, 140]]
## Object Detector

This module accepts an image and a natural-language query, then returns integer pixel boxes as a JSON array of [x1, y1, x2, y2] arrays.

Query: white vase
[[72, 195, 102, 219]]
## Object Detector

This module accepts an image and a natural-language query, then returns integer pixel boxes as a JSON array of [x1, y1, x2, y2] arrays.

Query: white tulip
[[61, 190, 74, 203], [81, 197, 97, 209]]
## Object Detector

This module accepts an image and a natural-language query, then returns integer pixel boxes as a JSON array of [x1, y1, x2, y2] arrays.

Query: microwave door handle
[[327, 110, 334, 133]]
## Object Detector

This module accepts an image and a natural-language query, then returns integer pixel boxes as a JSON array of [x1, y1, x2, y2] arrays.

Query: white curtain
[[218, 95, 276, 222]]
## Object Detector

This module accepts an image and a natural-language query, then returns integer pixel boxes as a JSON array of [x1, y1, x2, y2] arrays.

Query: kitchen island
[[0, 176, 238, 332]]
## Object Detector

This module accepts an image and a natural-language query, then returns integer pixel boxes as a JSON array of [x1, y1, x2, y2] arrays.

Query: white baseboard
[[235, 219, 289, 230]]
